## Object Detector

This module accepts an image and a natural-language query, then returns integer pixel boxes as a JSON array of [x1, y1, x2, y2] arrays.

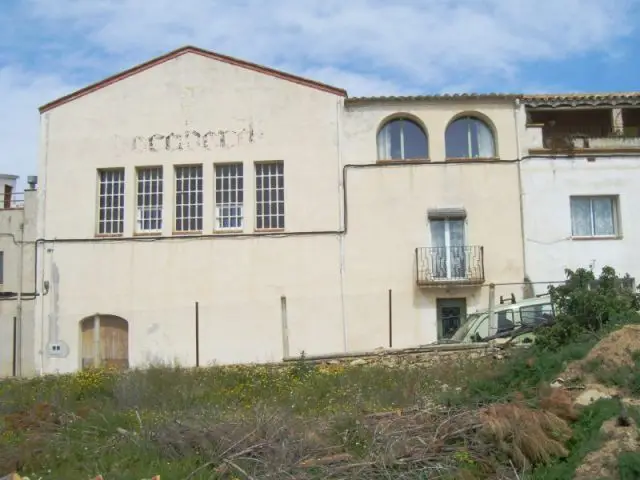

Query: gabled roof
[[39, 46, 347, 113]]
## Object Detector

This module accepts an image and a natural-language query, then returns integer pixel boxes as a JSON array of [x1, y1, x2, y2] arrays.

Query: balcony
[[1, 192, 23, 209], [415, 245, 485, 287], [526, 107, 640, 153]]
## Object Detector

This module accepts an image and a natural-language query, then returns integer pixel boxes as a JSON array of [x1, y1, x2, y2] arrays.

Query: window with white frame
[[255, 162, 284, 230], [377, 118, 429, 160], [215, 163, 244, 230], [97, 168, 125, 235], [175, 165, 203, 232], [570, 195, 619, 237], [136, 167, 163, 233], [445, 116, 496, 159]]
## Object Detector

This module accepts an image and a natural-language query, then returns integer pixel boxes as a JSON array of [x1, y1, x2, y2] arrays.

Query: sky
[[1, 0, 640, 189]]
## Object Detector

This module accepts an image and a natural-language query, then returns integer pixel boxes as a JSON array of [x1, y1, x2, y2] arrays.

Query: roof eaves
[[345, 93, 520, 105], [523, 92, 640, 107], [39, 45, 347, 113]]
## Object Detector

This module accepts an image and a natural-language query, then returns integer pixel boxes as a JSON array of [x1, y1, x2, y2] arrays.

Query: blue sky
[[1, 0, 639, 188]]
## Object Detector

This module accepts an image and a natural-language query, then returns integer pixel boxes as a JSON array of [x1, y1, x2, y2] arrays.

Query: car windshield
[[450, 313, 483, 342]]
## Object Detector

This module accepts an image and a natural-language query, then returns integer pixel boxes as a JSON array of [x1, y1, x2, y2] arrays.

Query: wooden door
[[80, 315, 129, 370]]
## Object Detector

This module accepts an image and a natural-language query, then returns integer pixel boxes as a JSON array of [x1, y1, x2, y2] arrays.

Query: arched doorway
[[80, 314, 129, 370]]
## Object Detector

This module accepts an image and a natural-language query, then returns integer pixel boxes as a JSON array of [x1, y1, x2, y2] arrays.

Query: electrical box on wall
[[47, 341, 69, 357]]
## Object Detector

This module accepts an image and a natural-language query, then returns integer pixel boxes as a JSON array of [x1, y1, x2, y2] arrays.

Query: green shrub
[[537, 266, 640, 351]]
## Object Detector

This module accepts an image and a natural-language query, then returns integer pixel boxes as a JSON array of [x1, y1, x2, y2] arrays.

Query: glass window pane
[[446, 118, 471, 158], [592, 197, 615, 235], [571, 197, 593, 236], [401, 120, 428, 159]]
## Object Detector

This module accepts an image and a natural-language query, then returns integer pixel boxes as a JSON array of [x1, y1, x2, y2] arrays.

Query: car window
[[497, 309, 515, 332], [519, 303, 554, 326]]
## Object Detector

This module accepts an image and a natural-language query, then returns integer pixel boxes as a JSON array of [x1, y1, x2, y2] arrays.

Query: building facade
[[519, 94, 640, 294], [31, 46, 531, 374], [0, 175, 37, 377]]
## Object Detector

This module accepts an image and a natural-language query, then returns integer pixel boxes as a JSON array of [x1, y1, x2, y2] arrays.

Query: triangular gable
[[39, 45, 347, 113]]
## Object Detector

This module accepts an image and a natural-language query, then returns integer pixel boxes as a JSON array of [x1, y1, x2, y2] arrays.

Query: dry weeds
[[121, 402, 572, 479]]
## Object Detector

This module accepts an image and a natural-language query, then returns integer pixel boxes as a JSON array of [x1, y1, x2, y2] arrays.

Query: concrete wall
[[0, 189, 37, 377], [343, 99, 521, 163], [521, 156, 640, 293], [35, 52, 346, 373], [342, 163, 525, 349], [34, 51, 526, 373]]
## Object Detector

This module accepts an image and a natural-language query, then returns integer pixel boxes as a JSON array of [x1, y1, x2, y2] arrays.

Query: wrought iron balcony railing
[[415, 245, 485, 286]]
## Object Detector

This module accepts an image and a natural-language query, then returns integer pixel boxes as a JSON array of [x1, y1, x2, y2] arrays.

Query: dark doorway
[[436, 298, 467, 340]]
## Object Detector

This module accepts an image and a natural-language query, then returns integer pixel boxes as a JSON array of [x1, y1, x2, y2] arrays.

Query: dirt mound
[[563, 325, 640, 382], [574, 418, 638, 480]]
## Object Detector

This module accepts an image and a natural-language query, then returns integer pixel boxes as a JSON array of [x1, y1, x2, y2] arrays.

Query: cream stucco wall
[[339, 100, 525, 349], [36, 52, 347, 373], [34, 51, 526, 373], [341, 163, 525, 350], [343, 99, 521, 163], [521, 156, 640, 294], [0, 189, 37, 377]]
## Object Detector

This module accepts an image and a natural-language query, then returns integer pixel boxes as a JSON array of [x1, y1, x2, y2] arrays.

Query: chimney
[[27, 175, 38, 190]]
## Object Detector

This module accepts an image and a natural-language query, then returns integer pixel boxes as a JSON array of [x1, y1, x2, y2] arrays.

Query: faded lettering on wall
[[132, 126, 261, 152]]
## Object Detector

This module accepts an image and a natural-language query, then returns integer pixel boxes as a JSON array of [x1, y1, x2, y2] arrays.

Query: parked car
[[440, 296, 555, 345]]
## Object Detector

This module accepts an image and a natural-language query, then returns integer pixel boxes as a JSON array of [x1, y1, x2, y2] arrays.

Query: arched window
[[445, 116, 496, 159], [377, 118, 428, 160]]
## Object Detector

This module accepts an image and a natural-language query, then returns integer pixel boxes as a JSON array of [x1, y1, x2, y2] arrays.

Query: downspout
[[336, 98, 348, 352], [16, 219, 24, 376], [38, 113, 50, 375], [513, 99, 531, 297]]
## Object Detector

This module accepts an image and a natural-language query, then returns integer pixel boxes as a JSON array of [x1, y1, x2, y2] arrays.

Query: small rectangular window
[[175, 165, 203, 232], [570, 195, 619, 237], [255, 161, 284, 230], [136, 167, 163, 233], [215, 163, 244, 230], [0, 251, 4, 284], [97, 168, 125, 235]]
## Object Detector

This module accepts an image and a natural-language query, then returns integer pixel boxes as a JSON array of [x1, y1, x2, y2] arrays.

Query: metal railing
[[415, 245, 485, 286], [1, 192, 24, 209], [542, 124, 640, 146]]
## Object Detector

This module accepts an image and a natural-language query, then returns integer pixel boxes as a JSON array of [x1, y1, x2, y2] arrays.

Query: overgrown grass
[[618, 451, 640, 480], [593, 350, 640, 396], [443, 335, 599, 407], [0, 357, 488, 479], [527, 399, 640, 480]]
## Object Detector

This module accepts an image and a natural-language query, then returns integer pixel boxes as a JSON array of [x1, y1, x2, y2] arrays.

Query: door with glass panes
[[430, 218, 466, 279]]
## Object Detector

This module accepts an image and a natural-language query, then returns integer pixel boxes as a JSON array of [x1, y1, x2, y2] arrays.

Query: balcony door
[[430, 218, 466, 279]]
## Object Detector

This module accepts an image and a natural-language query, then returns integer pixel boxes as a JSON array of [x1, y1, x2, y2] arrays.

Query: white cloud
[[24, 0, 636, 92], [0, 68, 77, 188], [2, 0, 638, 185]]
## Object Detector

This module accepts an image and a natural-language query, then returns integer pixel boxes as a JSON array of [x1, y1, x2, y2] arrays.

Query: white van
[[444, 295, 555, 344]]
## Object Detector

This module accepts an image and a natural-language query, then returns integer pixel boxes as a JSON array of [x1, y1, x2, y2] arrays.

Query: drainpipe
[[488, 283, 496, 336], [336, 98, 348, 353], [513, 98, 530, 296], [16, 220, 24, 376]]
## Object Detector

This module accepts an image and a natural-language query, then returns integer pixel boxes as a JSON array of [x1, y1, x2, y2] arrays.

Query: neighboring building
[[520, 94, 640, 293], [34, 46, 528, 373], [0, 175, 38, 377]]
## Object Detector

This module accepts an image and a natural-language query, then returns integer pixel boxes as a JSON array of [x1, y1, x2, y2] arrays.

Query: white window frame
[[97, 168, 125, 235], [570, 195, 619, 238], [174, 165, 203, 233], [215, 163, 244, 231], [135, 167, 163, 233], [255, 161, 285, 230], [430, 218, 466, 279]]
